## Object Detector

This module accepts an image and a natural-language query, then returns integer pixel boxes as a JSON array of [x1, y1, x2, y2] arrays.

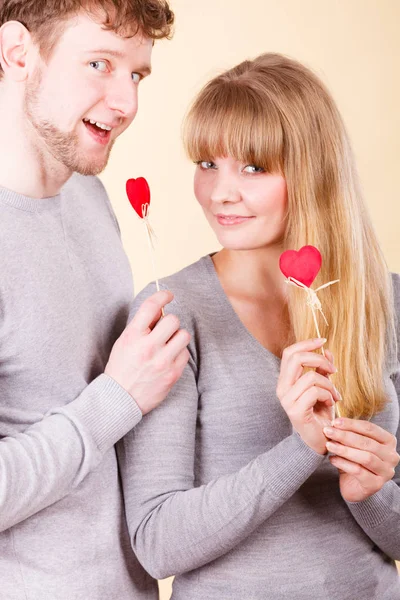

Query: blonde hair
[[183, 52, 396, 419]]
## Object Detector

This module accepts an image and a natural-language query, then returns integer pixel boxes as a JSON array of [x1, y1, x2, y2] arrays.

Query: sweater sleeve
[[0, 373, 142, 532], [344, 273, 400, 560], [117, 283, 325, 580]]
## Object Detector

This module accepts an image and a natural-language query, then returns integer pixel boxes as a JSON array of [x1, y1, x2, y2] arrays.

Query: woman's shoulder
[[160, 255, 215, 298], [391, 272, 400, 305], [391, 273, 400, 344], [131, 255, 217, 324]]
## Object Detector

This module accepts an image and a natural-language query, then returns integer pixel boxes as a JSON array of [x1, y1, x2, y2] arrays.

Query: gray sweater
[[118, 255, 400, 600], [0, 176, 157, 599]]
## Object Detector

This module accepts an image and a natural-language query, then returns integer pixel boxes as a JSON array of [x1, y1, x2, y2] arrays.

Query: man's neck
[[0, 93, 71, 199]]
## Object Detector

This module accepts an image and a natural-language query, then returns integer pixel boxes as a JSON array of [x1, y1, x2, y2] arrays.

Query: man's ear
[[0, 21, 32, 82]]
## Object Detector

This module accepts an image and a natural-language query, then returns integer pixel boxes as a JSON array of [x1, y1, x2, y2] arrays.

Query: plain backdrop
[[99, 1, 400, 597]]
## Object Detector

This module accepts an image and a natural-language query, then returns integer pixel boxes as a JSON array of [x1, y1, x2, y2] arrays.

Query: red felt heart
[[279, 245, 322, 288], [126, 177, 151, 219]]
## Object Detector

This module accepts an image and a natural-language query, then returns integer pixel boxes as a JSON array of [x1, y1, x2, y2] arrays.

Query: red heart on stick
[[126, 177, 151, 219], [279, 245, 322, 288]]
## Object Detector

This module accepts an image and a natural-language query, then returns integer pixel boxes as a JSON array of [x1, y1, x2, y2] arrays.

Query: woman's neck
[[211, 247, 292, 356], [212, 247, 288, 303]]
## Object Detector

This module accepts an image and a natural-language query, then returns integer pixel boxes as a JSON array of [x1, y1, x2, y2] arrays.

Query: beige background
[[99, 1, 400, 597]]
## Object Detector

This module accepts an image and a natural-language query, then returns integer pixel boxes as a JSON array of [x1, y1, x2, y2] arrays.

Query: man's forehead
[[59, 12, 153, 56]]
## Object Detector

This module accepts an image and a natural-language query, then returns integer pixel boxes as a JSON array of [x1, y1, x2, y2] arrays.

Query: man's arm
[[0, 290, 189, 532], [0, 374, 140, 532]]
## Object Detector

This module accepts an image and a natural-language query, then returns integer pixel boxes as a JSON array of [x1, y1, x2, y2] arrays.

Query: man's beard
[[24, 69, 115, 176]]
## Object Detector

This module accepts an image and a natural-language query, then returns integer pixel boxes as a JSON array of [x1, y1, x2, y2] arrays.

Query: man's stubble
[[24, 67, 115, 177]]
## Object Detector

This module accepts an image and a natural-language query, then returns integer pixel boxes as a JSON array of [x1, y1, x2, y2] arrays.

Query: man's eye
[[243, 165, 265, 174], [197, 161, 216, 170], [90, 61, 108, 72], [132, 73, 141, 83]]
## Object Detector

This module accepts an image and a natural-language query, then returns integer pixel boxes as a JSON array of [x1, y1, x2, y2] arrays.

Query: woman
[[117, 53, 400, 599]]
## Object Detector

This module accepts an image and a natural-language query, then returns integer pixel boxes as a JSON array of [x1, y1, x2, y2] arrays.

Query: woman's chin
[[216, 236, 280, 252]]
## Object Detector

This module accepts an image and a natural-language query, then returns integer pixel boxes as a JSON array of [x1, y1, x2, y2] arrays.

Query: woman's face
[[194, 156, 288, 251]]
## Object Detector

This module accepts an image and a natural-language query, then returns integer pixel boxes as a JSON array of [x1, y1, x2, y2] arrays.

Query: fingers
[[130, 291, 174, 334], [281, 370, 341, 408], [282, 338, 327, 361], [148, 313, 182, 346], [328, 455, 385, 488], [157, 329, 191, 363], [324, 422, 399, 479], [326, 441, 389, 477], [330, 418, 396, 446], [278, 341, 336, 396], [174, 348, 190, 372], [323, 426, 397, 460], [316, 348, 335, 377], [295, 386, 335, 413]]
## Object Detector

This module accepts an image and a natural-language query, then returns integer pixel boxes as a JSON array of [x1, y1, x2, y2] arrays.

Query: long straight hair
[[183, 52, 396, 419]]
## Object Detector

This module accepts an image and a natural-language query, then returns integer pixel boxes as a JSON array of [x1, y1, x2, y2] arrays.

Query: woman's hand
[[276, 338, 341, 455], [324, 418, 400, 502]]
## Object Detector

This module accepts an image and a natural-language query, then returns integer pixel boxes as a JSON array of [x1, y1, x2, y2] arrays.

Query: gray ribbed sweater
[[0, 175, 157, 599], [118, 255, 400, 600]]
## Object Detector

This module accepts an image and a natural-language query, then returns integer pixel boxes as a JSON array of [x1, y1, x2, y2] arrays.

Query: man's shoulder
[[62, 174, 120, 232], [62, 173, 107, 198]]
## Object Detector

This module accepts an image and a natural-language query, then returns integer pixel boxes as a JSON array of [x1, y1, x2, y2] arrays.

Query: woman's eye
[[243, 165, 265, 174], [132, 73, 141, 84], [90, 61, 108, 73], [198, 161, 216, 170]]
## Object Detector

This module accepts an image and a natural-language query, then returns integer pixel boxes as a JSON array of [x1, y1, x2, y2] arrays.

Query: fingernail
[[333, 418, 343, 427], [316, 338, 327, 343], [334, 388, 342, 401], [326, 441, 336, 451], [324, 427, 334, 436]]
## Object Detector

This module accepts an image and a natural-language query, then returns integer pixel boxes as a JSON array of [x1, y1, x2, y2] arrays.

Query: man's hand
[[105, 290, 190, 415], [324, 418, 400, 502]]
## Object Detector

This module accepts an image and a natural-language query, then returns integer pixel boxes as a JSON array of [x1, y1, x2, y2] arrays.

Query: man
[[0, 1, 189, 598]]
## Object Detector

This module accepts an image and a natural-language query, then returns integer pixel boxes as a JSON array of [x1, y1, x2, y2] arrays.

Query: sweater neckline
[[0, 186, 61, 213], [201, 254, 282, 364]]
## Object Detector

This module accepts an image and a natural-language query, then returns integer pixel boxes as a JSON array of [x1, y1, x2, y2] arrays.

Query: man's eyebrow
[[85, 49, 152, 75]]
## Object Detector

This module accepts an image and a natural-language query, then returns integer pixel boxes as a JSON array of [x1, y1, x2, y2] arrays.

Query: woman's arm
[[337, 375, 400, 560], [325, 273, 400, 560], [117, 283, 326, 580]]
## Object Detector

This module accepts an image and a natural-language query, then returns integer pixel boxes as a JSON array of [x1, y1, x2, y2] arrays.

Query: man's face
[[24, 13, 153, 176]]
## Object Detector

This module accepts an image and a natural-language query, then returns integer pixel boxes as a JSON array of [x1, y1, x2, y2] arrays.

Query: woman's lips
[[216, 214, 255, 226]]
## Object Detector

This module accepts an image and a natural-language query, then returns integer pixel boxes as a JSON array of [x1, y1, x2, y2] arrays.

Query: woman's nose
[[210, 177, 241, 204]]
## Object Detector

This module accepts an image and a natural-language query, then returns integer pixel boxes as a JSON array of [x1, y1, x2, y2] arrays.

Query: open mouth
[[82, 118, 112, 145]]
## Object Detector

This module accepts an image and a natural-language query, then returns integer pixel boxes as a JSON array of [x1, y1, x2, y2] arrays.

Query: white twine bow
[[285, 276, 340, 357]]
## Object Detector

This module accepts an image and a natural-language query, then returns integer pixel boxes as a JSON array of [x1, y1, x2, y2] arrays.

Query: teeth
[[96, 122, 112, 131], [83, 118, 112, 131]]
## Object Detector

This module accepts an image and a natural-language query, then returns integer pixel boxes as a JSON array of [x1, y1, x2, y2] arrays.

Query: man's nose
[[105, 77, 138, 120]]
